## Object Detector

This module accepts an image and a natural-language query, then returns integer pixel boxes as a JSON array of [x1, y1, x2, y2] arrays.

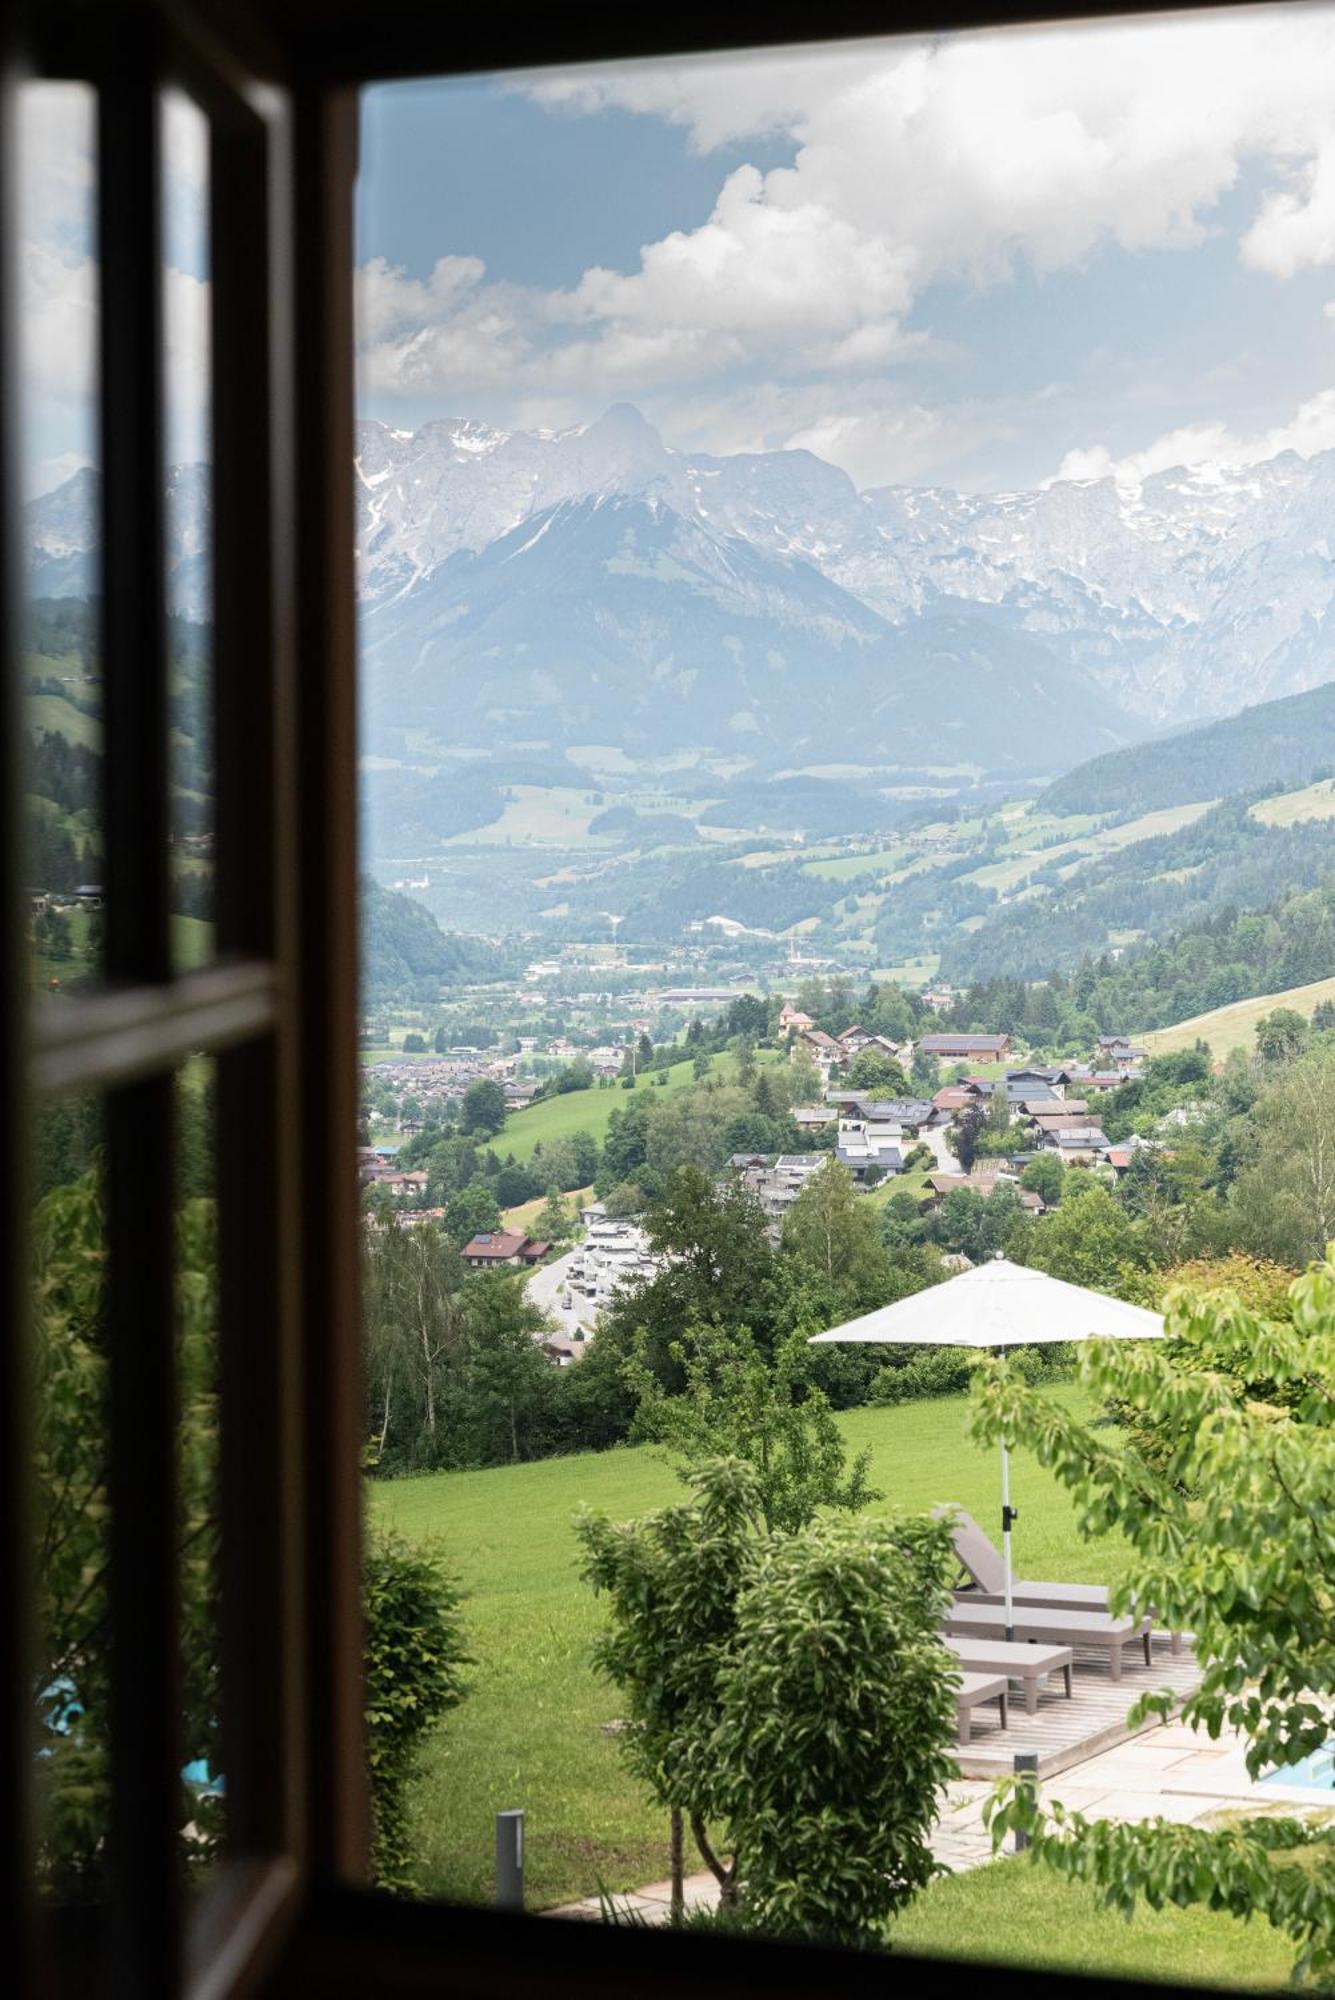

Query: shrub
[[364, 1532, 471, 1893]]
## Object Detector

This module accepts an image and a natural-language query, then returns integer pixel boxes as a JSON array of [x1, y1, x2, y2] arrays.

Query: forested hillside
[[361, 876, 506, 997], [1040, 680, 1335, 817], [942, 801, 1335, 983], [945, 877, 1335, 1040]]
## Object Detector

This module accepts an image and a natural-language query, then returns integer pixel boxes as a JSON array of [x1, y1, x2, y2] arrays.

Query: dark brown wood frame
[[0, 2, 1272, 1993]]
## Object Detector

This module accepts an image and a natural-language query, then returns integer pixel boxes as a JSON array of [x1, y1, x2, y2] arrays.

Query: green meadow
[[371, 1391, 1296, 1984]]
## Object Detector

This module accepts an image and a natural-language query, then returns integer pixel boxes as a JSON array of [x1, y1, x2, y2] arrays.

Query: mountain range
[[26, 403, 1335, 773]]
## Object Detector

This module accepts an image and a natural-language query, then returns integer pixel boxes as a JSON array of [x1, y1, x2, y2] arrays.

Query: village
[[360, 995, 1155, 1368]]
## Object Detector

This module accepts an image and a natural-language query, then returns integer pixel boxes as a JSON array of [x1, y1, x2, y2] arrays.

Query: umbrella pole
[[1001, 1435, 1015, 1642]]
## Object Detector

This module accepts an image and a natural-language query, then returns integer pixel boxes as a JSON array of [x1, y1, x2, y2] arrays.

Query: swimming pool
[[1260, 1743, 1335, 1792]]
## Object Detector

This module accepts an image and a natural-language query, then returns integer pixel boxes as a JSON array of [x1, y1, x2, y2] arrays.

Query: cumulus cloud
[[1054, 388, 1335, 488], [361, 5, 1335, 465]]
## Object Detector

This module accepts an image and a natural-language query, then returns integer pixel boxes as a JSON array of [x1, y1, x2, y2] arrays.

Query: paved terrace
[[551, 1637, 1335, 1922]]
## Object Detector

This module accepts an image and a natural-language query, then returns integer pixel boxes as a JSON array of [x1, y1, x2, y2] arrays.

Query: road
[[526, 1244, 600, 1336]]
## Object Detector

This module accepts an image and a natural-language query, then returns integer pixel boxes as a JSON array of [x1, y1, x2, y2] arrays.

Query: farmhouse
[[919, 1031, 1011, 1059]]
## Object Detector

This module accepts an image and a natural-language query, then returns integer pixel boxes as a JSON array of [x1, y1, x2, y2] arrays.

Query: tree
[[458, 1278, 554, 1464], [1254, 1006, 1310, 1066], [1023, 1177, 1148, 1291], [1020, 1152, 1066, 1208], [952, 1100, 985, 1174], [577, 1460, 761, 1914], [579, 1468, 957, 1943], [402, 1031, 427, 1053], [442, 1179, 501, 1246], [1232, 1048, 1335, 1267], [459, 1076, 507, 1138], [781, 1157, 893, 1309], [972, 1254, 1335, 1983], [632, 1324, 876, 1534], [534, 1187, 574, 1241], [363, 1210, 465, 1459], [714, 1515, 958, 1947], [845, 1048, 909, 1095]]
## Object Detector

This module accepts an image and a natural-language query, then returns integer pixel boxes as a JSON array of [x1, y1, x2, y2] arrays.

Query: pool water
[[1260, 1743, 1335, 1792]]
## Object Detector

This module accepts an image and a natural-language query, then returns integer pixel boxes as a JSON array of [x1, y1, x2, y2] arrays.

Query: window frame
[[0, 2, 1276, 1994]]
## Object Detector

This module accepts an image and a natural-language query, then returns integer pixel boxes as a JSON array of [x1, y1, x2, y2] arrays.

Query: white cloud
[[1054, 387, 1335, 488], [365, 6, 1335, 441]]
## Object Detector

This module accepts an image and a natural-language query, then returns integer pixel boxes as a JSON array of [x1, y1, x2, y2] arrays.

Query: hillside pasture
[[1139, 974, 1335, 1059], [1250, 776, 1335, 827]]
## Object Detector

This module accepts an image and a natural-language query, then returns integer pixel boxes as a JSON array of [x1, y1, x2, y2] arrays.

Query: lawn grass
[[373, 1390, 1142, 1912], [890, 1856, 1291, 1990], [499, 1051, 766, 1164], [1140, 975, 1335, 1060]]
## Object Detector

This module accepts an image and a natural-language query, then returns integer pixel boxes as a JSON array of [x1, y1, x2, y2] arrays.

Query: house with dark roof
[[461, 1230, 552, 1269]]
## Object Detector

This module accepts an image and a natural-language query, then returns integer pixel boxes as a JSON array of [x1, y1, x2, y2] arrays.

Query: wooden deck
[[955, 1635, 1201, 1781]]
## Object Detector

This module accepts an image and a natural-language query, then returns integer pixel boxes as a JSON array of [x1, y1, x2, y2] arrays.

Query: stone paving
[[549, 1716, 1335, 1924]]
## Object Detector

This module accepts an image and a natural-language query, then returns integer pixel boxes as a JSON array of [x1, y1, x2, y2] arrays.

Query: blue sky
[[353, 8, 1335, 494]]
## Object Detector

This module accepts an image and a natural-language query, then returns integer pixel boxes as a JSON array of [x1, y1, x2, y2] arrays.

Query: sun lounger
[[945, 1601, 1152, 1681], [946, 1636, 1074, 1715], [953, 1671, 1008, 1744], [942, 1508, 1182, 1655]]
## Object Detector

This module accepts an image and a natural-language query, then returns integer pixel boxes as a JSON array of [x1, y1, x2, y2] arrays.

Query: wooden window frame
[[0, 2, 1268, 1994]]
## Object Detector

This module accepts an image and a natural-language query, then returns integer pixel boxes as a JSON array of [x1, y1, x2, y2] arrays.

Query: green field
[[26, 690, 100, 749], [499, 1051, 769, 1164], [802, 844, 910, 882], [891, 1854, 1290, 1989], [373, 1391, 1149, 1912], [1140, 975, 1335, 1060]]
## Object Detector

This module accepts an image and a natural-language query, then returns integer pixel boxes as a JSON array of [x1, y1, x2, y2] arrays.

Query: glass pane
[[31, 1089, 109, 1907], [17, 82, 102, 994], [175, 1058, 224, 1880], [163, 90, 214, 971]]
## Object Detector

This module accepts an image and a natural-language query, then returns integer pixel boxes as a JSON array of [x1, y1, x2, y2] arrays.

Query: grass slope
[[503, 1186, 594, 1232], [1140, 975, 1335, 1059], [498, 1051, 767, 1164], [1251, 776, 1335, 827], [374, 1391, 1145, 1911]]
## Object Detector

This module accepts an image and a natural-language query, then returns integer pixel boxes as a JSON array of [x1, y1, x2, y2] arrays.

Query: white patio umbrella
[[809, 1256, 1162, 1637]]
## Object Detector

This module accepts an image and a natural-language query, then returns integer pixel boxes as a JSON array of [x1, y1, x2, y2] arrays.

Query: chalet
[[460, 1230, 552, 1270], [1097, 1036, 1148, 1071], [920, 1172, 1043, 1214], [778, 1003, 815, 1036], [1047, 1128, 1111, 1163], [372, 1169, 428, 1199], [919, 1032, 1011, 1059], [792, 1106, 835, 1132], [825, 1093, 933, 1131], [1029, 1107, 1096, 1135], [793, 1028, 847, 1077]]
